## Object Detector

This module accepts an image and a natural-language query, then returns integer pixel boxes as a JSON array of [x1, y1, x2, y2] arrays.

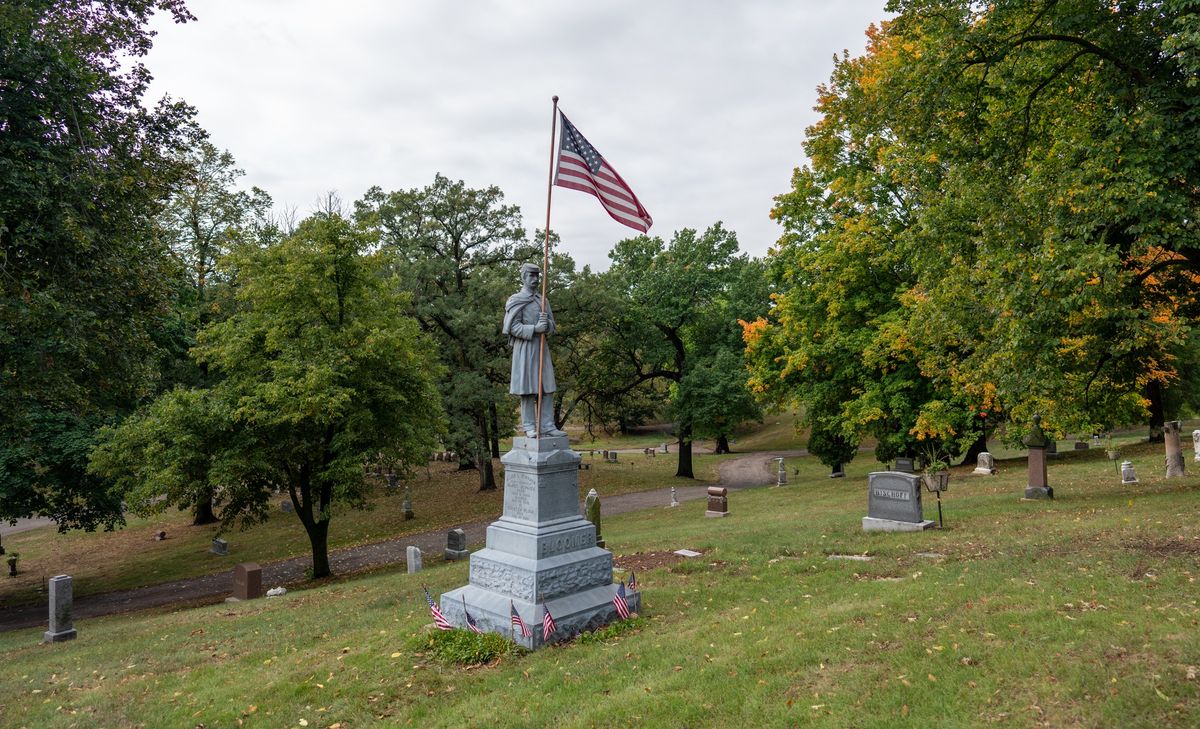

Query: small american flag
[[554, 111, 652, 233], [423, 586, 452, 631], [628, 570, 638, 591], [542, 602, 557, 642], [613, 582, 630, 620], [463, 597, 484, 634], [511, 601, 532, 639]]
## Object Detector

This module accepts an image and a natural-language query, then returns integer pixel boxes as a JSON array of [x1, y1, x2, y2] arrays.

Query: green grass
[[3, 439, 1199, 727]]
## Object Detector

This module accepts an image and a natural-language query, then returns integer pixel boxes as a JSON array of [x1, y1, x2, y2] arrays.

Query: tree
[[602, 223, 760, 477], [91, 212, 444, 578], [156, 139, 276, 524], [355, 175, 538, 491], [0, 0, 200, 530]]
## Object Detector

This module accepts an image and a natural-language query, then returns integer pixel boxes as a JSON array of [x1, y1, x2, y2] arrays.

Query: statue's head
[[520, 263, 540, 285]]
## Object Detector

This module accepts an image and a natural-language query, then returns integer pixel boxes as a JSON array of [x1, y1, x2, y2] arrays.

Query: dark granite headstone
[[210, 538, 229, 556], [445, 528, 469, 561], [894, 457, 915, 473], [232, 562, 263, 601], [705, 486, 729, 518]]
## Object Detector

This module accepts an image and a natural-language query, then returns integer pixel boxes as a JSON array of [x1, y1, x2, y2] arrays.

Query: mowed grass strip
[[2, 441, 1198, 727]]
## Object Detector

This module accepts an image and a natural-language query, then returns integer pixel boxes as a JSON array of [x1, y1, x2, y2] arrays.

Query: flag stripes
[[422, 586, 453, 631], [554, 111, 652, 233]]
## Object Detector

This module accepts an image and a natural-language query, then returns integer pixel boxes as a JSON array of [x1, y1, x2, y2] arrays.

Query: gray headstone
[[445, 528, 469, 561], [863, 472, 934, 532], [973, 452, 997, 475], [406, 545, 422, 573], [1121, 460, 1139, 484], [669, 486, 680, 508], [1165, 420, 1185, 477], [584, 488, 605, 547], [280, 500, 293, 513], [894, 457, 915, 473], [1193, 429, 1200, 462], [43, 575, 77, 643], [775, 458, 788, 486], [232, 562, 263, 601], [211, 538, 229, 556], [607, 451, 618, 463]]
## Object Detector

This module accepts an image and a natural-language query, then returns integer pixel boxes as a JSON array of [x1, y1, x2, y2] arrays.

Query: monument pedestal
[[441, 436, 637, 648], [1024, 444, 1053, 499]]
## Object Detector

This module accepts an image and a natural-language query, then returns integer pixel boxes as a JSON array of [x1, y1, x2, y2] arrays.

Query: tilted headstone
[[973, 452, 997, 475], [1164, 420, 1185, 477], [445, 528, 469, 561], [1193, 429, 1200, 462], [705, 486, 729, 518], [406, 546, 422, 573], [1023, 414, 1053, 499], [43, 575, 77, 643], [863, 472, 935, 532], [894, 457, 915, 473], [231, 562, 263, 601], [1121, 461, 1139, 484], [584, 488, 605, 548], [211, 538, 229, 555]]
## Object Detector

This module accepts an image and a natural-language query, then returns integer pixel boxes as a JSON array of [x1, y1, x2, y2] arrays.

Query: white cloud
[[147, 0, 888, 269]]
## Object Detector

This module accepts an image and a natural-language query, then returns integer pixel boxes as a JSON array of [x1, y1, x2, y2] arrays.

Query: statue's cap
[[520, 262, 540, 276]]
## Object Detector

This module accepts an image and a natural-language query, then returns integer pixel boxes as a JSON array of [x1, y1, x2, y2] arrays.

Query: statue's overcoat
[[503, 291, 556, 395]]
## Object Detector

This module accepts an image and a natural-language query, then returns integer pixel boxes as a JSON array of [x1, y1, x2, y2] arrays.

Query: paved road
[[0, 450, 806, 633], [1, 517, 55, 538]]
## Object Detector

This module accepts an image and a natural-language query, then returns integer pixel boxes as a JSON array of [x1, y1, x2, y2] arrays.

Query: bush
[[413, 629, 522, 666]]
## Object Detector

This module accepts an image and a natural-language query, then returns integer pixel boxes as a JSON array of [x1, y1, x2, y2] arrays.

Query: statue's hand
[[534, 312, 549, 333]]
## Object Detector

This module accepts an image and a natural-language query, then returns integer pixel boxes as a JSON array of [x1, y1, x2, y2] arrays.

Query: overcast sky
[[145, 1, 888, 271]]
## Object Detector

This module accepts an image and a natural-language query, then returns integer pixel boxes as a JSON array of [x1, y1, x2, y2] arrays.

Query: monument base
[[862, 517, 936, 533], [444, 548, 470, 561], [705, 510, 730, 518], [973, 467, 997, 475], [442, 583, 640, 649], [43, 628, 77, 643], [1023, 486, 1054, 500]]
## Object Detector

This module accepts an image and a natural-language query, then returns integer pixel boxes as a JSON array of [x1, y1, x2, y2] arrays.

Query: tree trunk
[[714, 434, 731, 454], [475, 412, 496, 491], [1146, 381, 1166, 443], [488, 402, 501, 459], [306, 518, 332, 579], [676, 427, 694, 478], [958, 427, 988, 468], [191, 491, 218, 526]]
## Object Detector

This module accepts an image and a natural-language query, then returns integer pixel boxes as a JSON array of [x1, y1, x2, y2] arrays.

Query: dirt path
[[0, 450, 805, 633]]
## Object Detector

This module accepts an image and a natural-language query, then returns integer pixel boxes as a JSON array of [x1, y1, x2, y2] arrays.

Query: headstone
[[402, 483, 414, 520], [280, 500, 293, 513], [1023, 414, 1053, 499], [661, 442, 669, 454], [973, 452, 997, 475], [266, 586, 287, 597], [210, 538, 229, 556], [648, 448, 655, 458], [1164, 420, 1185, 477], [674, 548, 701, 557], [1193, 430, 1200, 462], [43, 575, 77, 643], [1092, 434, 1102, 448], [1045, 438, 1059, 458], [669, 486, 680, 508], [444, 528, 469, 561], [231, 562, 263, 601], [1121, 461, 1139, 484], [406, 546, 422, 573], [863, 472, 935, 532], [829, 463, 845, 479], [894, 457, 915, 473], [386, 473, 398, 489], [441, 435, 636, 649], [775, 458, 787, 486], [601, 449, 609, 459], [1074, 441, 1088, 450], [607, 451, 618, 463], [584, 488, 605, 548], [705, 486, 729, 518]]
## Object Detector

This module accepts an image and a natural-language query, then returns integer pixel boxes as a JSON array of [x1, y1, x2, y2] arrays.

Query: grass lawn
[[0, 439, 725, 607], [2, 439, 1198, 727]]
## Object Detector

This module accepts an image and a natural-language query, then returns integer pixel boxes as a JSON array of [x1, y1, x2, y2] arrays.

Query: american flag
[[554, 111, 653, 233], [542, 602, 557, 642], [613, 582, 630, 620], [463, 598, 484, 634], [423, 586, 452, 631], [511, 601, 532, 639], [628, 570, 638, 591]]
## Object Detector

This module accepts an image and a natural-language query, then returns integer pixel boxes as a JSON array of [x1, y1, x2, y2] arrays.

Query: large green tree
[[355, 175, 538, 491], [602, 223, 762, 477], [0, 0, 200, 530], [91, 212, 444, 578]]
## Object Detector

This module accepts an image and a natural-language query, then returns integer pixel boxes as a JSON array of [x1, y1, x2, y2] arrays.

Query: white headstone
[[406, 545, 422, 573], [1192, 429, 1200, 462], [973, 452, 997, 475], [1121, 460, 1139, 484]]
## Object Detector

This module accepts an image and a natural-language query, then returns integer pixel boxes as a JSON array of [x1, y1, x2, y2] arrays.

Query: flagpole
[[535, 95, 559, 440]]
